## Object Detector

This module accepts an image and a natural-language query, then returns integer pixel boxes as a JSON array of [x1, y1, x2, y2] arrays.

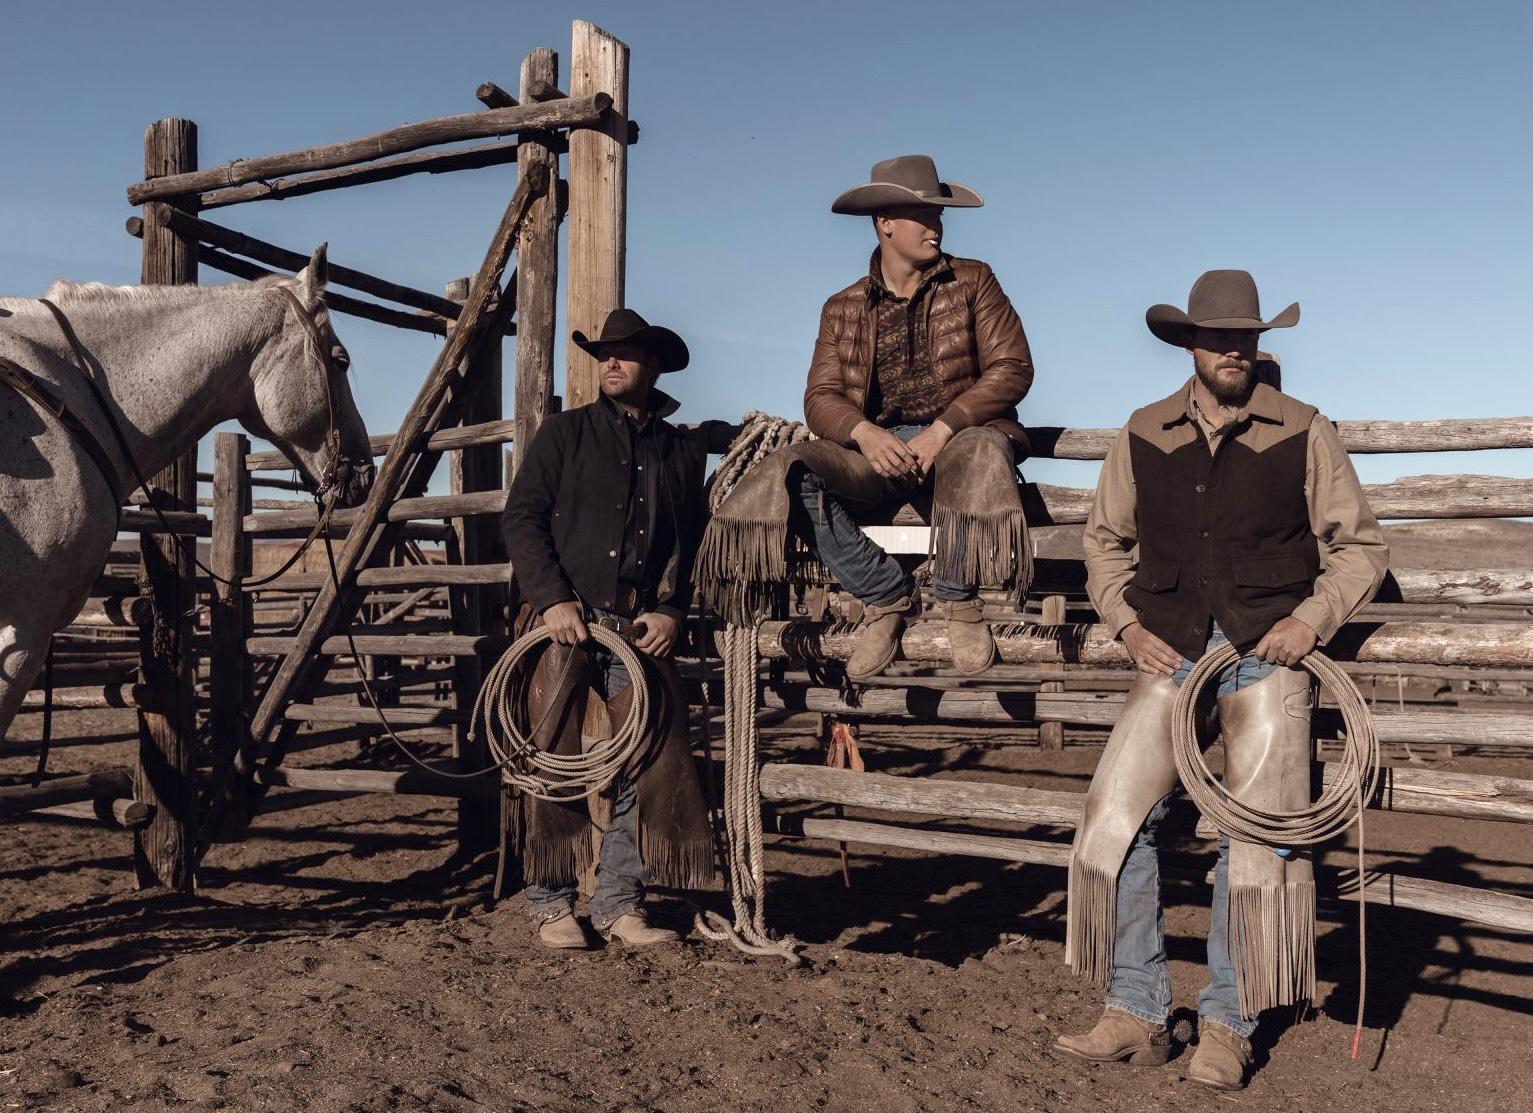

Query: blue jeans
[[1106, 629, 1275, 1038], [525, 639, 648, 931], [791, 423, 974, 606]]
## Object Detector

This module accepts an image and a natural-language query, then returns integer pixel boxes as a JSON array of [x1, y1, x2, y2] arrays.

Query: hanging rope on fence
[[693, 622, 802, 962], [707, 410, 813, 512], [1171, 642, 1381, 1058]]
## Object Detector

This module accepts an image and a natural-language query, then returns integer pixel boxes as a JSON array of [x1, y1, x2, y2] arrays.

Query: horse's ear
[[298, 243, 329, 305]]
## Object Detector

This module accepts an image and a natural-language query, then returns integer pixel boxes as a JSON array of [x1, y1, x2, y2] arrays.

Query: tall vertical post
[[447, 277, 504, 853], [513, 47, 560, 474], [565, 21, 629, 414], [1037, 594, 1067, 751], [135, 117, 199, 890], [208, 433, 252, 837]]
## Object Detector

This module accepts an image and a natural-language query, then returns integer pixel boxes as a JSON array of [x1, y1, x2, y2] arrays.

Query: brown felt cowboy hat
[[831, 155, 984, 215], [572, 308, 690, 374], [1146, 270, 1299, 346]]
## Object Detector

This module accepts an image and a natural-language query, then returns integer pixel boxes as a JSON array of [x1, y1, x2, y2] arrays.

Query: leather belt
[[608, 581, 652, 620]]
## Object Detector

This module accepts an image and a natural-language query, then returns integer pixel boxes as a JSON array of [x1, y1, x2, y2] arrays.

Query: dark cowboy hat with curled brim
[[831, 155, 984, 215], [572, 308, 690, 374], [1146, 269, 1300, 347]]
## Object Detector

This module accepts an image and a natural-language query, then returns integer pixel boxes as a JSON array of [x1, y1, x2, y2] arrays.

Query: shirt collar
[[596, 388, 680, 431], [1163, 377, 1285, 430]]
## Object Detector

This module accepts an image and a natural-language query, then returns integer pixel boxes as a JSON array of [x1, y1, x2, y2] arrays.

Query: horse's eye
[[330, 344, 350, 370]]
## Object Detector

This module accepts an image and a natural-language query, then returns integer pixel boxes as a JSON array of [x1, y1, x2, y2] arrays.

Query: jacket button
[[608, 550, 617, 558], [1195, 484, 1206, 494], [1200, 575, 1209, 585], [1199, 530, 1210, 539]]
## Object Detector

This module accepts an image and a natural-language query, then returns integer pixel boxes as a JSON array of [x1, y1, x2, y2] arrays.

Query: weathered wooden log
[[69, 596, 151, 628], [283, 703, 464, 727], [126, 95, 610, 203], [756, 619, 1533, 668], [1027, 417, 1533, 461], [1025, 475, 1533, 526], [19, 684, 148, 711], [760, 760, 1533, 828], [251, 763, 497, 798], [0, 768, 135, 820], [255, 562, 511, 593], [244, 417, 515, 469], [564, 21, 629, 412], [1388, 568, 1533, 607], [31, 797, 154, 828], [151, 208, 464, 318], [118, 507, 208, 536], [514, 47, 560, 473], [198, 139, 529, 209], [777, 816, 1533, 933], [476, 81, 518, 108], [246, 633, 510, 657], [242, 488, 506, 533]]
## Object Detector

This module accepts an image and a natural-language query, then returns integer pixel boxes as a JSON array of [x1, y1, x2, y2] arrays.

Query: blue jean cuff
[[1104, 998, 1169, 1029], [1200, 1013, 1257, 1041], [590, 901, 641, 932]]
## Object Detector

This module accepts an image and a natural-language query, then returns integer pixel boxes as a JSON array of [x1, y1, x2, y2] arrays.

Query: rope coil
[[1171, 642, 1379, 1057]]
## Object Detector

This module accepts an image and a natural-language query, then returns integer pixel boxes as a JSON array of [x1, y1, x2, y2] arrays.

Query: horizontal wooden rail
[[20, 684, 148, 712], [0, 768, 135, 820], [246, 633, 510, 657], [252, 763, 497, 798], [776, 815, 1533, 933], [243, 418, 515, 469], [244, 489, 506, 533], [283, 703, 465, 727], [118, 508, 208, 537], [151, 208, 465, 318], [756, 619, 1533, 668], [31, 797, 153, 828], [253, 562, 511, 593], [127, 93, 612, 202], [1027, 417, 1533, 461]]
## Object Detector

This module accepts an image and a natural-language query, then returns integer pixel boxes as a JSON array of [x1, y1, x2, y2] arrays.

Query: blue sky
[[1, 1, 1528, 491]]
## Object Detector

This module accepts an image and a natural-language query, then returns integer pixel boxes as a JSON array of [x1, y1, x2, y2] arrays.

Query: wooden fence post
[[447, 277, 505, 853], [1037, 594, 1067, 750], [513, 47, 560, 474], [135, 117, 199, 890], [565, 20, 629, 413]]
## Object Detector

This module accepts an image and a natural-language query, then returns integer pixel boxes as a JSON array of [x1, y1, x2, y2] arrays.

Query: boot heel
[[1127, 1045, 1171, 1066]]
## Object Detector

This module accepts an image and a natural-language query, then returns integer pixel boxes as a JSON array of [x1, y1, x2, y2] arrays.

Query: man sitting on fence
[[501, 309, 713, 950], [700, 156, 1036, 680], [1055, 270, 1388, 1089]]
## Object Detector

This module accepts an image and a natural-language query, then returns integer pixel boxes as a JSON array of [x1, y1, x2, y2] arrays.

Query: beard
[[1195, 358, 1256, 405]]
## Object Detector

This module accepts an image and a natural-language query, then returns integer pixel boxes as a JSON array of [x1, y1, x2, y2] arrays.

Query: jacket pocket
[[1232, 554, 1311, 590], [1130, 559, 1180, 593]]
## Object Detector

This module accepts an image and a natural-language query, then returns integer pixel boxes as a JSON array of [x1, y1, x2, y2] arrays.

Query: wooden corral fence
[[3, 21, 634, 892], [747, 408, 1533, 935]]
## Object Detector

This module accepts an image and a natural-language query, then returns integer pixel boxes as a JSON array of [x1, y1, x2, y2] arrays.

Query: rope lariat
[[1171, 643, 1380, 1059]]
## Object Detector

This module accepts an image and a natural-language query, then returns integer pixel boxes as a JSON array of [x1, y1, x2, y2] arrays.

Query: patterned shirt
[[867, 252, 949, 427]]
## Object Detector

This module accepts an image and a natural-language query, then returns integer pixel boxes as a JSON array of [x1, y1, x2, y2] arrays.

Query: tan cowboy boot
[[846, 591, 918, 683], [1186, 1021, 1253, 1090], [537, 910, 598, 950], [605, 911, 681, 947], [1054, 1008, 1172, 1065], [941, 598, 995, 675]]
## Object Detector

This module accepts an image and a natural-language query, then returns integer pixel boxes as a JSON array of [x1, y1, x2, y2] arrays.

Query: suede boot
[[537, 910, 598, 950], [846, 591, 918, 683], [604, 911, 681, 946], [1187, 1020, 1253, 1090], [1054, 1007, 1172, 1065], [941, 598, 995, 675]]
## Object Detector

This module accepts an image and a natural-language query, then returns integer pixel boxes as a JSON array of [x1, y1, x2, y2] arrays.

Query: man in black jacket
[[501, 309, 714, 949]]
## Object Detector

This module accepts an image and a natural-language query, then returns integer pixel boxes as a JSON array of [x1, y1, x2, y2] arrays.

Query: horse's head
[[245, 246, 374, 507]]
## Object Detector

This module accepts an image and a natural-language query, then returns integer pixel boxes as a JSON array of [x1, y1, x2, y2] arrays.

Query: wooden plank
[[127, 95, 610, 203], [246, 633, 511, 657], [513, 47, 560, 474], [242, 489, 507, 532], [20, 684, 148, 711], [254, 563, 512, 593], [152, 208, 465, 318], [243, 417, 515, 469], [1028, 417, 1533, 461], [0, 769, 135, 820], [283, 703, 464, 726], [564, 20, 629, 413], [31, 798, 154, 828], [757, 619, 1533, 669], [1037, 596, 1066, 751], [134, 117, 198, 892], [69, 597, 151, 628], [252, 763, 498, 799]]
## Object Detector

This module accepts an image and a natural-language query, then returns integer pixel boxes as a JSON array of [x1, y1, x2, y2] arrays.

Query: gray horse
[[0, 247, 373, 741]]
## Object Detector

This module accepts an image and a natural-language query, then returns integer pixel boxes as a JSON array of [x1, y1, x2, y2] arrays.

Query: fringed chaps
[[1065, 665, 1317, 1019], [697, 426, 1031, 626], [512, 642, 713, 892]]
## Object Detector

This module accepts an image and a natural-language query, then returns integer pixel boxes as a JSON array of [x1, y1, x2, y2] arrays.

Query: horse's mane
[[39, 276, 289, 304]]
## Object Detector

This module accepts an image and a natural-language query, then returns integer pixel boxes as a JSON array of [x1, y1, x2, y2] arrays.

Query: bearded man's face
[[1188, 326, 1260, 404]]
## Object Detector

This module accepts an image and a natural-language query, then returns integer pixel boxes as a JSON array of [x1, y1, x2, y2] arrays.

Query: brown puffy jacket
[[803, 254, 1035, 451]]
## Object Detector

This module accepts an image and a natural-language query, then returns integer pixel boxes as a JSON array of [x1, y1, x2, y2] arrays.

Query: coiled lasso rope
[[472, 624, 651, 803], [1171, 643, 1381, 1058]]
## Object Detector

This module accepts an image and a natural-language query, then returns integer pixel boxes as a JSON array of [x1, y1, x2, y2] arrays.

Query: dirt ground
[[3, 700, 1531, 1113]]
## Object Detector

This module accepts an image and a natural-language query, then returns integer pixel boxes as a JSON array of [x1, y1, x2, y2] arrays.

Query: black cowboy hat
[[832, 155, 983, 216], [1146, 270, 1299, 347], [572, 308, 690, 374]]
